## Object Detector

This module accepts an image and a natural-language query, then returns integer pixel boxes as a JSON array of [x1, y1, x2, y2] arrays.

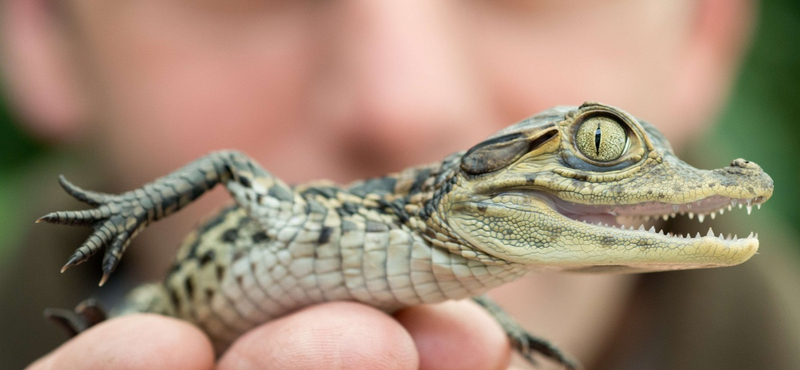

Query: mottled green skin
[[437, 103, 772, 271], [39, 102, 772, 370]]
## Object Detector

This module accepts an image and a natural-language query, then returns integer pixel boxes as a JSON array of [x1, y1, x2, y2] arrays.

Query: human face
[[41, 0, 732, 186], [1, 1, 752, 355]]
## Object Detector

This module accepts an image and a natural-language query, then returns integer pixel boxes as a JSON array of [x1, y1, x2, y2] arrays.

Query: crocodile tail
[[44, 298, 108, 338], [116, 283, 177, 317]]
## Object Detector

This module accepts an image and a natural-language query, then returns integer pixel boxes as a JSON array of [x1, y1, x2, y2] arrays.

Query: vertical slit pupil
[[594, 124, 602, 154]]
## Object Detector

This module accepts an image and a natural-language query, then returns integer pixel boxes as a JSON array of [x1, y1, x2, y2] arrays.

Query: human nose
[[312, 0, 494, 171]]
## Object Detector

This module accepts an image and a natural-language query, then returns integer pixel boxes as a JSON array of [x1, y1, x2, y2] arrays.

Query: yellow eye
[[575, 117, 627, 162]]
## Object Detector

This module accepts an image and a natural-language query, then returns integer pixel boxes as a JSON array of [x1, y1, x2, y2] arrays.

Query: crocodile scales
[[39, 102, 774, 369]]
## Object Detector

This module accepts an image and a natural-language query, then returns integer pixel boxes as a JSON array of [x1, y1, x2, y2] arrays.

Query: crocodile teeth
[[707, 227, 714, 237], [576, 196, 764, 239]]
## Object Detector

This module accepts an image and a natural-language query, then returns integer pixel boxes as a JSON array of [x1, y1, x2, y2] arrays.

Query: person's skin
[[1, 0, 753, 368], [28, 301, 511, 370]]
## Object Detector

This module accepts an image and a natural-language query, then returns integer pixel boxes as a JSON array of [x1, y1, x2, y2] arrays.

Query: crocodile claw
[[472, 295, 581, 369], [512, 331, 580, 370], [37, 176, 147, 286], [60, 255, 81, 273]]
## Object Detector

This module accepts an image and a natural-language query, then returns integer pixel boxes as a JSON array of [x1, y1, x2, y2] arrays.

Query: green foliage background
[[0, 91, 46, 260], [708, 0, 800, 231]]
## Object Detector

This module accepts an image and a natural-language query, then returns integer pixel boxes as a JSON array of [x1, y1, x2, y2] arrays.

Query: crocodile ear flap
[[461, 129, 558, 175]]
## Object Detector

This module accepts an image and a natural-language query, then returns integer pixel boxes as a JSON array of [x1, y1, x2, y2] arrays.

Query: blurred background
[[1, 0, 799, 369]]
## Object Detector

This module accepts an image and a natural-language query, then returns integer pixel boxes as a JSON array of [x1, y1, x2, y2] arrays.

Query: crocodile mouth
[[458, 191, 766, 270], [493, 191, 767, 242], [548, 194, 768, 241]]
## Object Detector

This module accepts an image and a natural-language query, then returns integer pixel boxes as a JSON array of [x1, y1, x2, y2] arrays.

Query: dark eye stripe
[[460, 133, 527, 175], [465, 133, 525, 155], [460, 128, 558, 175], [594, 124, 602, 154]]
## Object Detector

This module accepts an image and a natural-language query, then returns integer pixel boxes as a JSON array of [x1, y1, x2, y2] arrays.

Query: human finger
[[394, 300, 511, 370], [26, 314, 214, 370], [217, 301, 419, 370]]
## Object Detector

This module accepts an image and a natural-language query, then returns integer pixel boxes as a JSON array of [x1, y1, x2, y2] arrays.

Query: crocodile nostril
[[730, 158, 758, 169]]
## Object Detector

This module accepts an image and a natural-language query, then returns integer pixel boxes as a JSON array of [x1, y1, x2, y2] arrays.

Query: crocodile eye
[[575, 116, 627, 162]]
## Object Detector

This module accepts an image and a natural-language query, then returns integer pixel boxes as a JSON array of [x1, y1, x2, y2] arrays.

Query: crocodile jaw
[[440, 102, 773, 272], [447, 191, 764, 273]]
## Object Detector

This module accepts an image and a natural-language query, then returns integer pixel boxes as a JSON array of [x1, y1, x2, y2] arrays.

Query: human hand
[[27, 300, 511, 370]]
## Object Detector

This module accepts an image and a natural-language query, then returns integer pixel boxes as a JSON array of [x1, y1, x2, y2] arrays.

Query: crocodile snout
[[730, 158, 762, 170]]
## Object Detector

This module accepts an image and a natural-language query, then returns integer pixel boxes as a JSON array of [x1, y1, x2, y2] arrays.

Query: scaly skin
[[39, 102, 773, 369]]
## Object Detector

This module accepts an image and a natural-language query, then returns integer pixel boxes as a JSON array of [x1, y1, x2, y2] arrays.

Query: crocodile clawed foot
[[472, 295, 581, 369], [511, 331, 580, 370], [37, 175, 150, 286], [44, 299, 107, 338]]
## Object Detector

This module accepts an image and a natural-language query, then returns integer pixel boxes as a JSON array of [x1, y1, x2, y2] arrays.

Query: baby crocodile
[[39, 102, 773, 369]]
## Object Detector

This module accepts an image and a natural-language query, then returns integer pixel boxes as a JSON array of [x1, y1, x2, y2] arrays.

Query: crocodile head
[[443, 102, 774, 272]]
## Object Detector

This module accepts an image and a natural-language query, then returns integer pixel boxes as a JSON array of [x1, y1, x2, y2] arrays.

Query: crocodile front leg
[[37, 150, 293, 286], [40, 150, 579, 368]]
